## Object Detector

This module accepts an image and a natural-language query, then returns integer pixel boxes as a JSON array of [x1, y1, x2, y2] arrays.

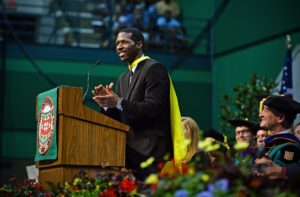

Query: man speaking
[[93, 27, 175, 180]]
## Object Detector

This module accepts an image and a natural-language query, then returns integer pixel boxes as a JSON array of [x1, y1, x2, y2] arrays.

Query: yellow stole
[[128, 56, 150, 70], [169, 76, 186, 173]]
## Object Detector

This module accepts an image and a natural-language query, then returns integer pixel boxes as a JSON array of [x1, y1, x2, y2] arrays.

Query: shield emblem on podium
[[37, 96, 55, 155]]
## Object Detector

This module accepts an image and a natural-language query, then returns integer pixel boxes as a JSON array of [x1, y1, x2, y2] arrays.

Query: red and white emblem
[[37, 96, 55, 155]]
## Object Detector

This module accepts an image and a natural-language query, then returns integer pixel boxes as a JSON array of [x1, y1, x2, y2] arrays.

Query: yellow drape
[[128, 56, 150, 70], [169, 76, 186, 173], [129, 55, 186, 173]]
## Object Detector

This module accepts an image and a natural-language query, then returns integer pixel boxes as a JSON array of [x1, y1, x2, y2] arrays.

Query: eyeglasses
[[236, 129, 252, 136]]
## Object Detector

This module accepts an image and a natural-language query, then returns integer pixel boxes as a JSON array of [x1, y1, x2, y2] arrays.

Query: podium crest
[[37, 96, 55, 155]]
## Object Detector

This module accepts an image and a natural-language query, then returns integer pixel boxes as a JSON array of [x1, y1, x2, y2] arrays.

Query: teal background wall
[[177, 0, 213, 53], [212, 0, 300, 129], [214, 0, 300, 54]]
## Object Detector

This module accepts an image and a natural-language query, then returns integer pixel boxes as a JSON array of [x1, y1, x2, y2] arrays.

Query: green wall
[[213, 0, 300, 129], [214, 0, 300, 54], [177, 0, 213, 53]]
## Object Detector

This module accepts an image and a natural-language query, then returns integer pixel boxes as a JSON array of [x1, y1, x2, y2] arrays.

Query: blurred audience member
[[112, 3, 128, 36], [156, 0, 181, 18], [256, 127, 268, 149], [91, 0, 112, 48], [228, 119, 259, 165], [229, 119, 258, 146], [160, 116, 210, 176], [293, 122, 300, 139], [155, 10, 188, 52], [203, 128, 230, 167], [181, 116, 200, 162]]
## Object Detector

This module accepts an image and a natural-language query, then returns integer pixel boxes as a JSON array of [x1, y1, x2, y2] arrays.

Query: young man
[[228, 119, 259, 164], [256, 128, 268, 149], [229, 119, 258, 145], [92, 27, 173, 180]]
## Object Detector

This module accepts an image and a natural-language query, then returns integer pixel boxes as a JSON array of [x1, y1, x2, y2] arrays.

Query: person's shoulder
[[145, 58, 160, 65], [142, 59, 168, 79], [265, 133, 300, 146], [270, 142, 300, 162], [274, 143, 300, 165], [272, 142, 300, 152], [143, 59, 166, 70]]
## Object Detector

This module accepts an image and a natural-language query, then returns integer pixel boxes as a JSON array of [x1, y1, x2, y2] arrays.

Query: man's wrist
[[115, 98, 123, 110]]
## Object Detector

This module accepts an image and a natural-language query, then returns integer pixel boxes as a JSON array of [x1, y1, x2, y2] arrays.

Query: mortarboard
[[228, 119, 259, 134], [262, 95, 300, 121]]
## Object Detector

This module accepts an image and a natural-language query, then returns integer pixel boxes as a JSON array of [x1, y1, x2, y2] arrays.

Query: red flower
[[150, 183, 157, 190], [249, 177, 263, 188], [99, 187, 116, 197], [181, 163, 190, 175], [34, 183, 44, 193], [157, 162, 165, 170], [118, 177, 137, 193]]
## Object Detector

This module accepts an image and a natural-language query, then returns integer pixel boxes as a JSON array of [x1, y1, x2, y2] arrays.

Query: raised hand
[[92, 82, 120, 108]]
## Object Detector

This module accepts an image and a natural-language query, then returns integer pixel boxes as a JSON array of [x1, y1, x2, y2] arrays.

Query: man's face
[[235, 126, 253, 143], [294, 125, 300, 139], [256, 129, 268, 148], [183, 126, 190, 139], [259, 106, 279, 130], [115, 32, 139, 64]]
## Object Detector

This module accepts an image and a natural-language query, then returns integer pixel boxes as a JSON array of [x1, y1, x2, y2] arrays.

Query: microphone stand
[[82, 60, 100, 102]]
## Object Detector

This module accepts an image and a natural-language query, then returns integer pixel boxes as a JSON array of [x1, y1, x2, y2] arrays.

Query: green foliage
[[219, 73, 277, 142]]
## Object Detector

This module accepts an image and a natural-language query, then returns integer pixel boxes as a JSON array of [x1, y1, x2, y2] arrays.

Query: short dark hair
[[118, 27, 144, 45]]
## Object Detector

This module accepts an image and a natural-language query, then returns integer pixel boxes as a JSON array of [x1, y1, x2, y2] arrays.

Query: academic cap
[[228, 119, 259, 133], [262, 95, 300, 121], [204, 129, 225, 143]]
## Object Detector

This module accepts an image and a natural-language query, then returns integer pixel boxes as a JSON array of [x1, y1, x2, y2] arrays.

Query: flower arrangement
[[143, 140, 298, 197], [0, 168, 144, 197], [0, 177, 48, 196], [147, 160, 278, 197], [59, 169, 140, 197], [0, 141, 298, 197]]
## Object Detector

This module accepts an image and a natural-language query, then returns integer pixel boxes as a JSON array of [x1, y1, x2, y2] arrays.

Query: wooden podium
[[35, 86, 129, 185]]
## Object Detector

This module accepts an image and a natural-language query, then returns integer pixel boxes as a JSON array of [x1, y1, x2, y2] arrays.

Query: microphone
[[82, 60, 101, 102]]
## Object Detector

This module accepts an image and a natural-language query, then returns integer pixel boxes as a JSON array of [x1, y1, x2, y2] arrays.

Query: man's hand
[[92, 82, 114, 96], [92, 82, 120, 108], [253, 156, 286, 179]]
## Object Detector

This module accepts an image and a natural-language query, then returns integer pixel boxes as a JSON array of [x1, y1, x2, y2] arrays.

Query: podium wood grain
[[36, 87, 129, 186]]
